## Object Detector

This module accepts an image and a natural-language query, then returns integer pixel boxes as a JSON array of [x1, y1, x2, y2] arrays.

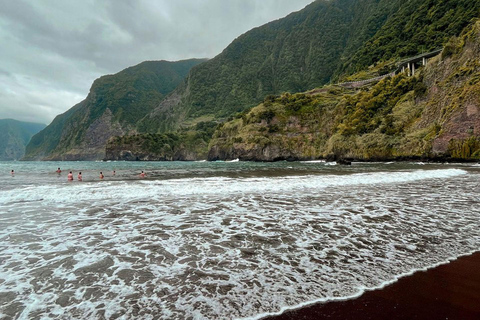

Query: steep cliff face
[[23, 59, 206, 160], [50, 108, 126, 161], [425, 28, 480, 157], [208, 21, 480, 161], [0, 119, 46, 160]]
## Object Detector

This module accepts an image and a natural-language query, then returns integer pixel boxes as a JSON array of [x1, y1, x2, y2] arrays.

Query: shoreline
[[259, 251, 480, 320], [16, 157, 480, 163]]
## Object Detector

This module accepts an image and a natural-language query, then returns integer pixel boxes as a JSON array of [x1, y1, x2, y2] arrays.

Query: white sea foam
[[0, 166, 479, 319], [0, 169, 467, 207], [240, 250, 480, 320], [300, 160, 326, 163]]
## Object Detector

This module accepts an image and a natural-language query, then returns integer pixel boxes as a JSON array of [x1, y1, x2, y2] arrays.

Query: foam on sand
[[0, 167, 478, 319]]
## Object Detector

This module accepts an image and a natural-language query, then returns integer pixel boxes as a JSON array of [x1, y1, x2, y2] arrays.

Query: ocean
[[1, 160, 479, 319]]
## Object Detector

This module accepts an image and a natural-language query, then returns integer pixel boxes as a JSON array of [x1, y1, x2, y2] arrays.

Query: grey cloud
[[0, 69, 11, 77], [0, 0, 314, 124]]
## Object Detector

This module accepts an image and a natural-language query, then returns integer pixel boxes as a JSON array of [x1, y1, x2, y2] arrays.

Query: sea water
[[0, 161, 479, 319]]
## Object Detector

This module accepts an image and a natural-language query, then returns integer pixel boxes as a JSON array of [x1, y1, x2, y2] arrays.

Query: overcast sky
[[0, 0, 314, 125]]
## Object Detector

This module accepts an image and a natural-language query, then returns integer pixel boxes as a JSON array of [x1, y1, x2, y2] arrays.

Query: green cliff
[[208, 21, 480, 161], [23, 59, 206, 160]]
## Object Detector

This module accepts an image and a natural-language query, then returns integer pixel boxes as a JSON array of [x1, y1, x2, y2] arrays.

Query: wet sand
[[265, 252, 480, 320]]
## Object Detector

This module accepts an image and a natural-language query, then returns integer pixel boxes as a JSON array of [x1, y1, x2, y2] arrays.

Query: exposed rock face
[[432, 103, 480, 154], [45, 109, 126, 160], [207, 137, 316, 161], [427, 39, 480, 155]]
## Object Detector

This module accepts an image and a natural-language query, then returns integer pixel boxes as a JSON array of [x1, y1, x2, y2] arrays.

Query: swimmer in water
[[140, 170, 145, 178], [67, 171, 73, 181], [77, 172, 82, 181], [113, 170, 116, 176], [11, 170, 14, 176], [100, 172, 104, 179], [56, 168, 61, 173]]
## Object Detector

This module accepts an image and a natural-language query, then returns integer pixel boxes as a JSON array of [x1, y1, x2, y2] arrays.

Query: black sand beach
[[265, 252, 480, 320]]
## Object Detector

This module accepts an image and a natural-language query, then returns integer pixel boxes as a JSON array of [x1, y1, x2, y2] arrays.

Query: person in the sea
[[113, 170, 116, 176], [56, 168, 61, 173], [77, 172, 82, 181], [67, 171, 73, 181], [100, 172, 104, 179], [140, 170, 145, 178], [11, 169, 14, 176]]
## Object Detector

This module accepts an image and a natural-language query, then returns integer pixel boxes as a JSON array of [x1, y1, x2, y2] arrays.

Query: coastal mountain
[[25, 0, 480, 161], [23, 59, 206, 160], [0, 119, 46, 160], [107, 0, 480, 161], [207, 20, 480, 161], [139, 0, 480, 133]]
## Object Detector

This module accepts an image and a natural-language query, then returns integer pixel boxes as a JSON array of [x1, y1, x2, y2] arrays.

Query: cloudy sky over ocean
[[0, 0, 314, 125]]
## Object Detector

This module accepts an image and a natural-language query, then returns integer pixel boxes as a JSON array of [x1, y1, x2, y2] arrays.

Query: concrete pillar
[[407, 63, 411, 77], [412, 63, 415, 76], [402, 66, 405, 73], [423, 57, 426, 66]]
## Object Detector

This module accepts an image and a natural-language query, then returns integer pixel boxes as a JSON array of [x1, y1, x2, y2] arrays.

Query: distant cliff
[[207, 21, 480, 161], [0, 119, 46, 160], [23, 59, 206, 160]]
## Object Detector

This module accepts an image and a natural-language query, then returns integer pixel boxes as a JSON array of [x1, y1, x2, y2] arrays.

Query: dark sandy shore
[[264, 252, 480, 320]]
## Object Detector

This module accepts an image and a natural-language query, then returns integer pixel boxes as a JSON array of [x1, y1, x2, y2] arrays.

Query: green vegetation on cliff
[[0, 119, 46, 160], [24, 59, 206, 160], [106, 121, 217, 161], [208, 20, 480, 161], [140, 0, 401, 131], [141, 0, 480, 134], [342, 0, 480, 75]]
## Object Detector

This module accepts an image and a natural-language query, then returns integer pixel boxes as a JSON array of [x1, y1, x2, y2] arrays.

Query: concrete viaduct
[[338, 48, 443, 88], [395, 48, 443, 76]]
